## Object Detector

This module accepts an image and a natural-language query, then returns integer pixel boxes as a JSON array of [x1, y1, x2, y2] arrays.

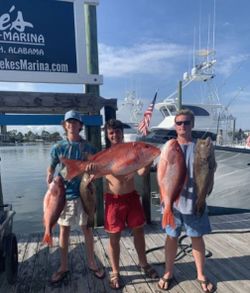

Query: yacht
[[145, 50, 235, 145]]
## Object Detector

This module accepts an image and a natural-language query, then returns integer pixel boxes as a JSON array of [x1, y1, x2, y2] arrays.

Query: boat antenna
[[212, 0, 216, 52], [207, 14, 211, 63], [193, 27, 196, 67]]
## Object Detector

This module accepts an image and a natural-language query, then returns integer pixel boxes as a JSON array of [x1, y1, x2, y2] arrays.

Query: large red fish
[[60, 142, 161, 181], [43, 176, 65, 246], [157, 139, 187, 229]]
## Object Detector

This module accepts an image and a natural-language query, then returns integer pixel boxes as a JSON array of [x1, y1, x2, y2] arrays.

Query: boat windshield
[[182, 105, 210, 116], [160, 105, 177, 117], [141, 128, 177, 144]]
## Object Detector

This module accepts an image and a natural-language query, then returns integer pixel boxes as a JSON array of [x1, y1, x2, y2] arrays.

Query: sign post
[[84, 2, 104, 226]]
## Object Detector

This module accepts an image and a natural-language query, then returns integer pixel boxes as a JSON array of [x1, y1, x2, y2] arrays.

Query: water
[[0, 144, 51, 234], [1, 144, 249, 235], [0, 143, 162, 235]]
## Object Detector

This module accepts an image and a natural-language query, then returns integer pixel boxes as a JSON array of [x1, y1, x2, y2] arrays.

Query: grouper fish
[[194, 137, 217, 215], [79, 173, 96, 228], [60, 142, 161, 181], [157, 139, 187, 229], [43, 176, 65, 246]]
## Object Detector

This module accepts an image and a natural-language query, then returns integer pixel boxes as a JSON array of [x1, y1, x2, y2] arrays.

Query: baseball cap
[[64, 110, 83, 123]]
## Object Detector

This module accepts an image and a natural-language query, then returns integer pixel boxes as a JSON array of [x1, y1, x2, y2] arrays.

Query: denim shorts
[[165, 208, 211, 237]]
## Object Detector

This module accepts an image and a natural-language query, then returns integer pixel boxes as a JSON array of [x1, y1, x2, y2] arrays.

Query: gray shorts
[[58, 197, 88, 227], [165, 208, 211, 237]]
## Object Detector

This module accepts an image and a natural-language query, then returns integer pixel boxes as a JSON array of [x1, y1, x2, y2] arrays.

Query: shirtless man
[[104, 119, 159, 289]]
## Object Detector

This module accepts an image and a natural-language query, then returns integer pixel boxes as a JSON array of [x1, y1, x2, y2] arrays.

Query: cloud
[[0, 82, 37, 92], [217, 54, 250, 78], [99, 42, 188, 77]]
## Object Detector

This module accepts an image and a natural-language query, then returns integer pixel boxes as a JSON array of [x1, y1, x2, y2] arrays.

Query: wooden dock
[[0, 213, 249, 292]]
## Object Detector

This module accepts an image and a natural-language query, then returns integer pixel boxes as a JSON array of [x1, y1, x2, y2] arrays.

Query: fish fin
[[60, 157, 87, 180], [162, 209, 176, 229], [43, 233, 53, 246]]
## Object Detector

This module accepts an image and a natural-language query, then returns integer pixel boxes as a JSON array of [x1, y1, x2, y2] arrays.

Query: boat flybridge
[[148, 50, 235, 145]]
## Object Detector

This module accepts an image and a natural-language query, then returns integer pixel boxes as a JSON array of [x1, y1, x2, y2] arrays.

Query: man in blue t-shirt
[[46, 110, 105, 283]]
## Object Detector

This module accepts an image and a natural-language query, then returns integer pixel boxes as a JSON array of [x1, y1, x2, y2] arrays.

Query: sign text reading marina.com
[[0, 0, 101, 84]]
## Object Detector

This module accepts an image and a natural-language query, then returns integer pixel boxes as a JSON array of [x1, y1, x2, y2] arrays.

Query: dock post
[[0, 159, 3, 210], [84, 2, 104, 226], [177, 80, 182, 110], [142, 172, 152, 224]]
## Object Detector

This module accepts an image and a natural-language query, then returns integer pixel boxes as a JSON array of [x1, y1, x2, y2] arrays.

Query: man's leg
[[81, 225, 105, 278], [158, 235, 177, 290], [50, 225, 70, 282], [192, 237, 215, 292], [108, 232, 122, 289], [132, 226, 147, 267]]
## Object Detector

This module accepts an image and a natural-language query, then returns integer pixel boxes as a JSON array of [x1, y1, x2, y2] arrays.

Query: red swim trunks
[[104, 191, 145, 233]]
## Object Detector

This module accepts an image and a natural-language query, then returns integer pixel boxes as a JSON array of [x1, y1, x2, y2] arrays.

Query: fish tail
[[43, 233, 53, 246], [61, 157, 87, 180], [162, 210, 176, 229]]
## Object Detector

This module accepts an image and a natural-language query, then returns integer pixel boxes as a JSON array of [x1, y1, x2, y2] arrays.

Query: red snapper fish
[[43, 176, 65, 246], [60, 142, 161, 181], [157, 139, 187, 229]]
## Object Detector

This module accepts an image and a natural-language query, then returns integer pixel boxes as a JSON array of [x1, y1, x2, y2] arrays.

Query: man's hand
[[85, 162, 98, 174]]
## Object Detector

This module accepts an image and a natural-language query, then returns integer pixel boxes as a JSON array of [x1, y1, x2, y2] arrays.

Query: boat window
[[160, 106, 177, 117], [182, 105, 209, 116], [161, 108, 170, 117]]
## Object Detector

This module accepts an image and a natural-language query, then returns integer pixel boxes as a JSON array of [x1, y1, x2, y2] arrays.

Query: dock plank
[[0, 213, 250, 292]]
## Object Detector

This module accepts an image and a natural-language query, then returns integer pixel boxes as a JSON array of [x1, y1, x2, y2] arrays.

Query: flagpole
[[177, 80, 182, 111], [137, 91, 158, 136]]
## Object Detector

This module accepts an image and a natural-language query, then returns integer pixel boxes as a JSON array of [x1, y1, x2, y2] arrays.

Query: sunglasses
[[175, 120, 191, 126]]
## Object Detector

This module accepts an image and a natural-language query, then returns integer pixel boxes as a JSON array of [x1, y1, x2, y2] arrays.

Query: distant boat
[[119, 90, 144, 124]]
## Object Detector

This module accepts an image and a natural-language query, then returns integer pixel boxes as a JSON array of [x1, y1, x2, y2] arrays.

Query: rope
[[145, 229, 250, 265]]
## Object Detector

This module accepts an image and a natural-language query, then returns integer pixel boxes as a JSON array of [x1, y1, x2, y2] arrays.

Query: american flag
[[138, 92, 158, 136]]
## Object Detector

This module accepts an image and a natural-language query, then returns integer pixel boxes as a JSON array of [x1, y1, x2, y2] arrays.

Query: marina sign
[[0, 0, 102, 84]]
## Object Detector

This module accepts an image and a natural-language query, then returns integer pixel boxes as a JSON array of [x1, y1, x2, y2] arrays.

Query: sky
[[1, 0, 250, 133]]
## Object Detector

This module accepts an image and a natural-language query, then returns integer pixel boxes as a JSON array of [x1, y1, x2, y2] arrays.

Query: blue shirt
[[49, 139, 96, 200]]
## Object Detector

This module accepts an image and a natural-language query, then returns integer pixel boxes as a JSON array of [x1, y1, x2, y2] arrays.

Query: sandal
[[50, 270, 70, 284], [197, 278, 216, 293], [109, 272, 124, 290], [88, 267, 106, 279], [157, 277, 173, 291], [140, 264, 159, 279]]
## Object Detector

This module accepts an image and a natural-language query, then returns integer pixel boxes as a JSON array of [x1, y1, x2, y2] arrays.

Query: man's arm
[[46, 166, 55, 185], [136, 163, 151, 176]]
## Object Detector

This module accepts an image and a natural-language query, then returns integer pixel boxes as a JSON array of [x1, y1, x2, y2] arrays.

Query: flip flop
[[197, 278, 216, 292], [50, 270, 70, 284], [140, 264, 159, 279], [157, 277, 173, 291], [109, 272, 124, 290], [88, 267, 106, 279]]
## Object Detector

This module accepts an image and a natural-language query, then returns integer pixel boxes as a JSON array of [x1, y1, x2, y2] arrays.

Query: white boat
[[146, 49, 236, 146]]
